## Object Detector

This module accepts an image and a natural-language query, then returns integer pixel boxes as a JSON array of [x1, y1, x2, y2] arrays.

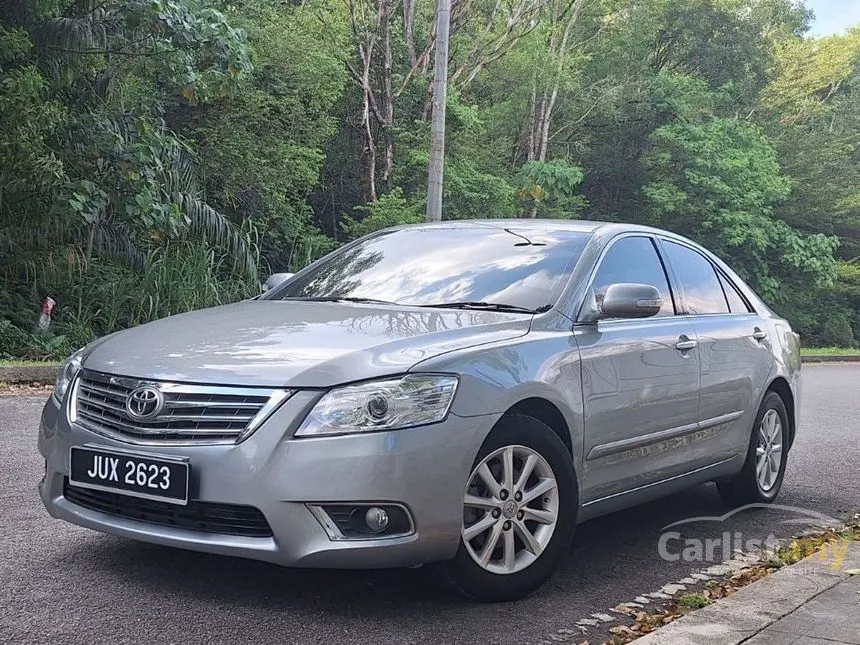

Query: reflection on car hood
[[83, 300, 532, 387]]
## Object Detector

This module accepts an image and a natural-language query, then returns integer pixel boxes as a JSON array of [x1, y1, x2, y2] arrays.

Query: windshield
[[266, 226, 590, 312]]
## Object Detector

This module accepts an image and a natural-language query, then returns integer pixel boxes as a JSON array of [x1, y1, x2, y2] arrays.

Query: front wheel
[[717, 391, 790, 507], [443, 414, 577, 602]]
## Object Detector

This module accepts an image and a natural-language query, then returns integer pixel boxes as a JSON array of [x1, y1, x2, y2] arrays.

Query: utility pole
[[425, 0, 451, 222]]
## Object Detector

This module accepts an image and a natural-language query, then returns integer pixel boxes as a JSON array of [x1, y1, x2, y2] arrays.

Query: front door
[[576, 236, 701, 504]]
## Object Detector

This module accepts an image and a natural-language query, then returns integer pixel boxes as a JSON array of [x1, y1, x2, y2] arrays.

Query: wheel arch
[[766, 377, 796, 448], [502, 397, 573, 458]]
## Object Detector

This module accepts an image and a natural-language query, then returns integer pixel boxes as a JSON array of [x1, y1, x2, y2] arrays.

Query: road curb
[[631, 541, 860, 645], [801, 355, 860, 363], [0, 365, 59, 384]]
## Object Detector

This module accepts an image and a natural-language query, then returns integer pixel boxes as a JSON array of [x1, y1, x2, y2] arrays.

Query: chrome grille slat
[[73, 414, 239, 442], [73, 370, 289, 444], [77, 403, 248, 434], [77, 391, 127, 414], [78, 382, 129, 402], [148, 412, 256, 422], [164, 400, 263, 410]]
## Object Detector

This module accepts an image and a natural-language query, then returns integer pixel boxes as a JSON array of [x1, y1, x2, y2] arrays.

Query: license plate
[[69, 446, 189, 505]]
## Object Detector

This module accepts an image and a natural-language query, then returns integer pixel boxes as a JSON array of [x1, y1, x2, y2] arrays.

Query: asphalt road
[[1, 364, 858, 645]]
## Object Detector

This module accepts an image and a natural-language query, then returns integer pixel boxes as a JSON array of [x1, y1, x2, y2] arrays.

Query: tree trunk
[[402, 0, 417, 68], [526, 0, 586, 163], [526, 71, 537, 162], [381, 0, 395, 191], [361, 51, 378, 202]]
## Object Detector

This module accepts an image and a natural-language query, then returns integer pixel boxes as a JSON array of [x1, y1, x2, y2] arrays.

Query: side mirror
[[262, 272, 294, 293], [598, 283, 663, 319]]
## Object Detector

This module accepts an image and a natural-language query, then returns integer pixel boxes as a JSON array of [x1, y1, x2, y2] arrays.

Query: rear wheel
[[717, 391, 789, 507], [444, 414, 577, 602]]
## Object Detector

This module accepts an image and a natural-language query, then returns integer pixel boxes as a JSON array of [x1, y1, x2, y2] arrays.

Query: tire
[[717, 391, 790, 507], [443, 414, 577, 602]]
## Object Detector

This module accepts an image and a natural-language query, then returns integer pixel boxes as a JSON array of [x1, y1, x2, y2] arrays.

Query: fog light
[[365, 506, 389, 533], [309, 503, 413, 539]]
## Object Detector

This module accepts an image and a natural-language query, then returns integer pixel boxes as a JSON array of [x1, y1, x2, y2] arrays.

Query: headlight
[[53, 349, 84, 402], [295, 374, 459, 437]]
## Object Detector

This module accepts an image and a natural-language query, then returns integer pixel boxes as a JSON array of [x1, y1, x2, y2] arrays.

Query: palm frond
[[159, 138, 199, 195], [92, 222, 145, 268], [178, 193, 259, 281], [41, 14, 105, 52]]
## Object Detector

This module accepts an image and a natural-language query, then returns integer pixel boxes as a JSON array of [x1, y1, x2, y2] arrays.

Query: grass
[[677, 593, 712, 609], [801, 347, 860, 356], [0, 359, 62, 367]]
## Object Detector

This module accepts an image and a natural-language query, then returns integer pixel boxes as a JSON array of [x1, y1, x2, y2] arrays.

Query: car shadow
[[37, 481, 845, 645], [75, 483, 731, 608]]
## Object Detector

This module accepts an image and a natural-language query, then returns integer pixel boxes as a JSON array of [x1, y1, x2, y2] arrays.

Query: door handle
[[675, 335, 697, 351], [752, 327, 767, 341]]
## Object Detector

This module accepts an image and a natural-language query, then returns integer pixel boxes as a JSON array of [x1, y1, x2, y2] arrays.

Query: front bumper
[[38, 390, 498, 568]]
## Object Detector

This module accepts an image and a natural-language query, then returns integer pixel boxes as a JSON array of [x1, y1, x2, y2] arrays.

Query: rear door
[[577, 235, 700, 504], [659, 239, 773, 469]]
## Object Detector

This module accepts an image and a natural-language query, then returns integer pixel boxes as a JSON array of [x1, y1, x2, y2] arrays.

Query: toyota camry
[[38, 220, 800, 601]]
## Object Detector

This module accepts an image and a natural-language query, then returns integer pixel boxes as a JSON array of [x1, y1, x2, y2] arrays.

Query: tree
[[0, 0, 257, 283], [2, 0, 859, 351], [176, 0, 346, 272], [642, 117, 837, 300]]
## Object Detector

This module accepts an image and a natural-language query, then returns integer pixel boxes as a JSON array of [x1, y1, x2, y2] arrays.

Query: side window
[[592, 236, 675, 316], [662, 241, 729, 314], [718, 272, 752, 313]]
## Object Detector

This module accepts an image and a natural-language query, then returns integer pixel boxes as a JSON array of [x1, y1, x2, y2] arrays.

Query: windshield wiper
[[280, 296, 398, 305], [418, 301, 547, 314]]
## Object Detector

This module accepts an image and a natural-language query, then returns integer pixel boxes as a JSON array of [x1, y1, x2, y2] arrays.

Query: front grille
[[63, 479, 273, 538], [73, 370, 289, 443]]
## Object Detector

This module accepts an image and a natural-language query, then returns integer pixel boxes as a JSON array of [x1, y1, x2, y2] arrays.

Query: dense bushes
[[1, 0, 858, 357], [0, 244, 256, 360]]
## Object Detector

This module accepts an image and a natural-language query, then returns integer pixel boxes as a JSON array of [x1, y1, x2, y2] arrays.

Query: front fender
[[411, 315, 585, 481]]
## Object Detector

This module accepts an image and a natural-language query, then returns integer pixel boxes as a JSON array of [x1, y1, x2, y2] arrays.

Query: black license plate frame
[[69, 446, 189, 506]]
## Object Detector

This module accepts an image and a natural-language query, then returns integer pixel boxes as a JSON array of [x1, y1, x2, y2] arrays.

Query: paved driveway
[[1, 365, 858, 645]]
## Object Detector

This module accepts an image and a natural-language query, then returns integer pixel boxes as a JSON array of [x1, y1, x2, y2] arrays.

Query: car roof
[[386, 218, 674, 238]]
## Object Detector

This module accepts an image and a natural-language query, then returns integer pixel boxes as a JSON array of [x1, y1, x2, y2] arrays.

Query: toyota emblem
[[125, 386, 164, 421]]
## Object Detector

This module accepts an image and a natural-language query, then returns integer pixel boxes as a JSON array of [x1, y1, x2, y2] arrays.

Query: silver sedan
[[38, 220, 800, 601]]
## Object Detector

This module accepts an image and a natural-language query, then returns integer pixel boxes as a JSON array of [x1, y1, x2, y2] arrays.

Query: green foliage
[[800, 346, 860, 356], [643, 117, 837, 301], [518, 160, 586, 218], [678, 593, 711, 609], [343, 189, 423, 240], [0, 320, 32, 359], [0, 317, 96, 361], [61, 244, 256, 333], [390, 93, 521, 221], [1, 0, 859, 350], [182, 0, 346, 272], [1, 0, 259, 300]]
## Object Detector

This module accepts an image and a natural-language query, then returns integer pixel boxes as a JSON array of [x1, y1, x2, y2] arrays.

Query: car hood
[[82, 300, 531, 387]]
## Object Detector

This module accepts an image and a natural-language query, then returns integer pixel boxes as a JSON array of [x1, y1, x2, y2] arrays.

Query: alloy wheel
[[461, 444, 559, 574], [755, 409, 783, 492]]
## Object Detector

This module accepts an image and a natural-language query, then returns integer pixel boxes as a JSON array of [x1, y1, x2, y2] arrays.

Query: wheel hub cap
[[461, 445, 559, 575], [755, 409, 783, 492]]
